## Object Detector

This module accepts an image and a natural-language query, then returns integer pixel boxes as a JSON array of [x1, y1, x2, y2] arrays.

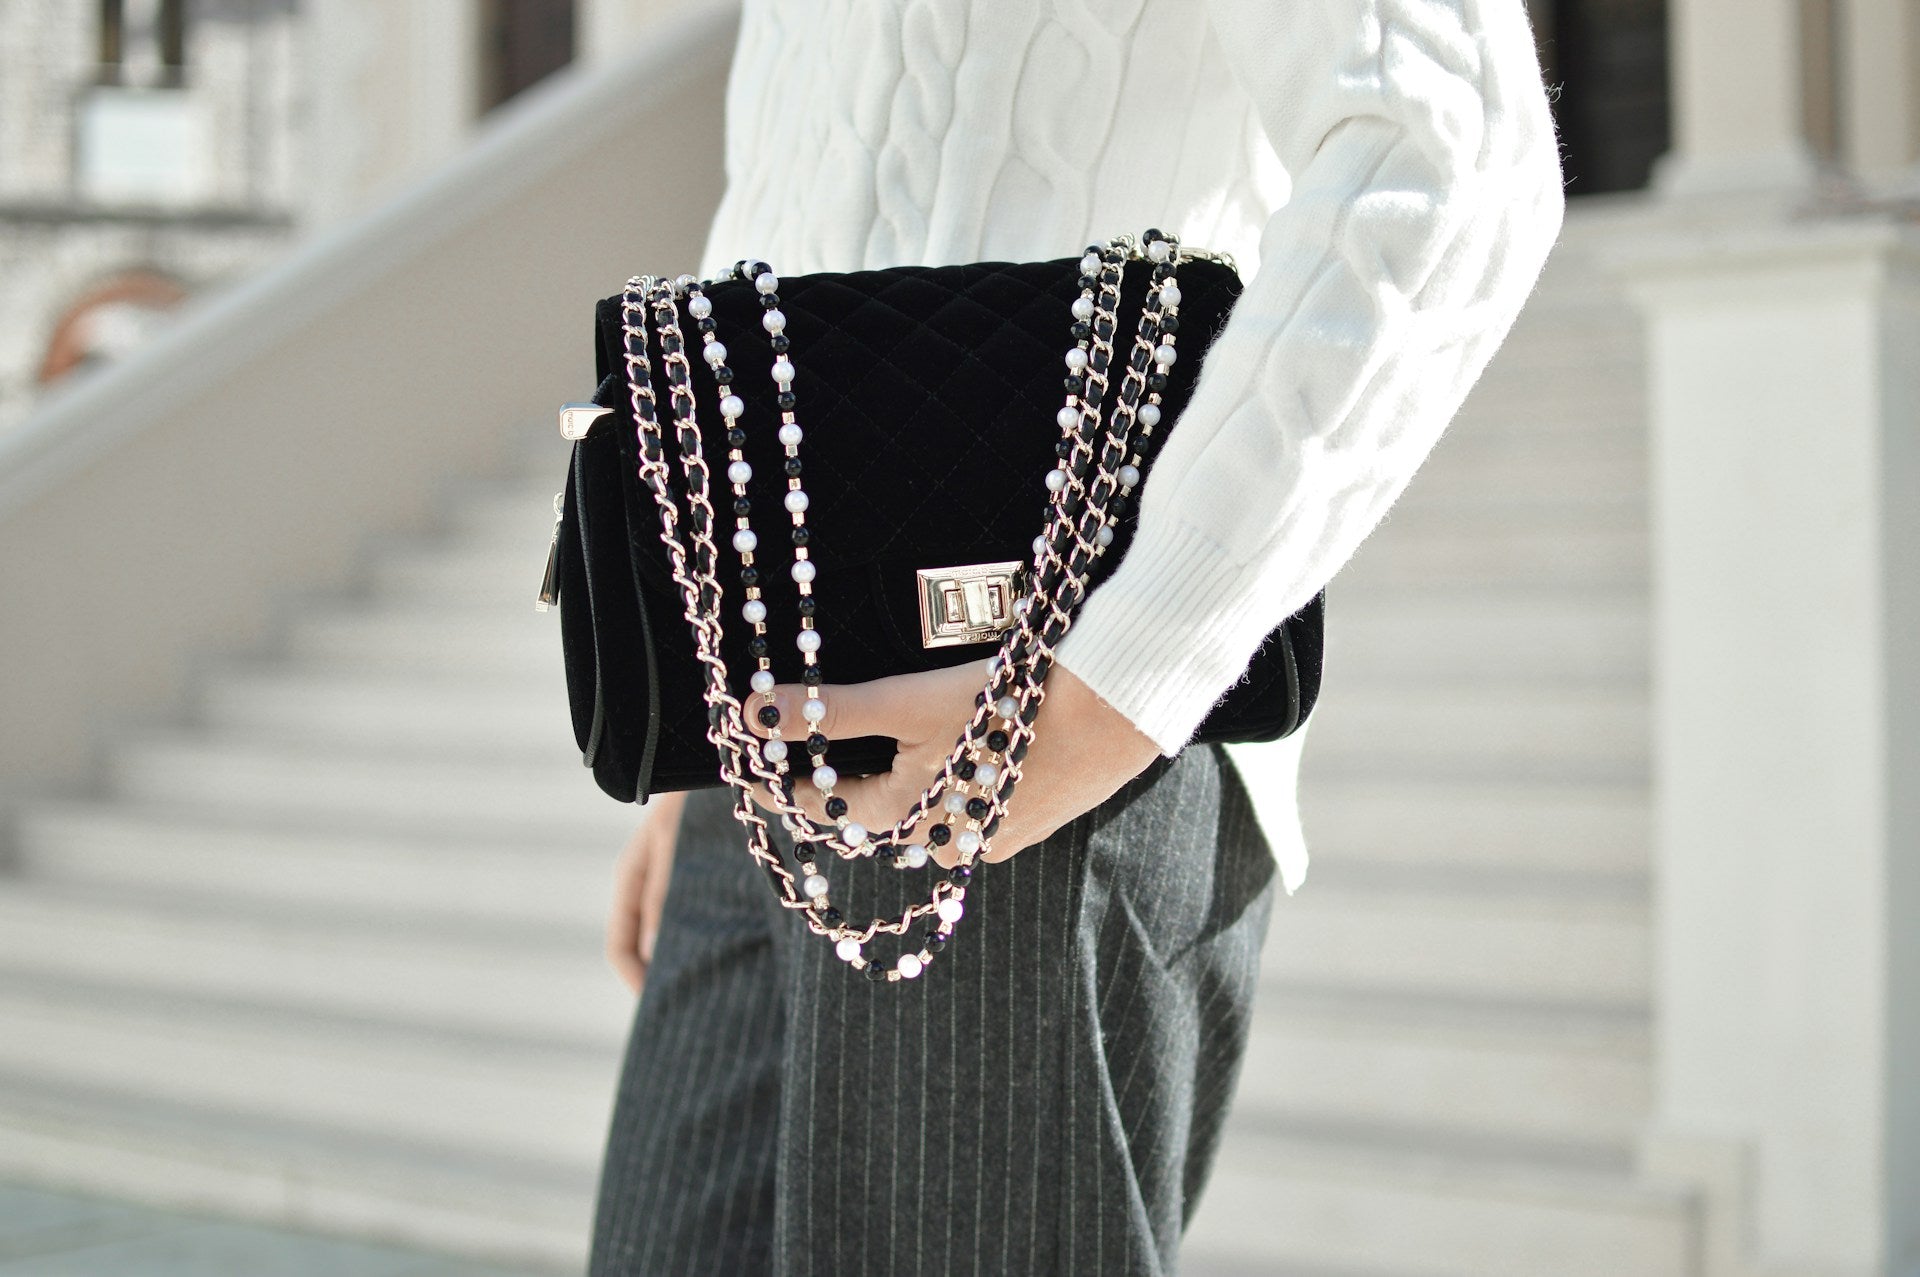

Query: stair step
[[109, 734, 623, 828], [1294, 778, 1649, 876], [0, 977, 619, 1168], [14, 802, 627, 928], [286, 599, 559, 675], [1237, 987, 1651, 1153], [0, 1071, 595, 1271], [0, 882, 634, 1047], [1326, 590, 1647, 685], [1341, 523, 1648, 590], [1183, 1120, 1696, 1277], [1302, 685, 1648, 784], [1261, 871, 1650, 1006], [199, 665, 570, 756]]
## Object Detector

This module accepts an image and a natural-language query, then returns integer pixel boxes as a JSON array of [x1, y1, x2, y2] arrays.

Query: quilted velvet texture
[[555, 253, 1324, 803]]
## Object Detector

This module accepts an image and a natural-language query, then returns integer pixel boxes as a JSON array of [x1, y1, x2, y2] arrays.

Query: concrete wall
[[0, 3, 739, 802]]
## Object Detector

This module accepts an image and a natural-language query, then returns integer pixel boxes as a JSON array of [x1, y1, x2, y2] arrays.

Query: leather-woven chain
[[618, 229, 1202, 982]]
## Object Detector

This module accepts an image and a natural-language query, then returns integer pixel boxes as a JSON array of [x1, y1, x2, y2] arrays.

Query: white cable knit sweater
[[694, 0, 1566, 892]]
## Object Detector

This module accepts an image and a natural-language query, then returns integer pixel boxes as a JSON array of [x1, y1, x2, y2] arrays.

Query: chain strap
[[619, 230, 1193, 981]]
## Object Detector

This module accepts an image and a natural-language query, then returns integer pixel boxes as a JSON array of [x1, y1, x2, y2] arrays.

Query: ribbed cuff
[[1050, 516, 1284, 757]]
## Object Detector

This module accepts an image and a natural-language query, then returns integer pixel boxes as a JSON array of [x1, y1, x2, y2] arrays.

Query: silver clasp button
[[916, 560, 1027, 649]]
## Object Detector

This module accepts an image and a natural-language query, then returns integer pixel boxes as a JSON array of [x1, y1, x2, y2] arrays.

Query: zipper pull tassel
[[535, 491, 564, 612]]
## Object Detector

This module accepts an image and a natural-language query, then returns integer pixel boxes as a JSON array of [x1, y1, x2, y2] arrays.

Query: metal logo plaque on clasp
[[916, 560, 1027, 649]]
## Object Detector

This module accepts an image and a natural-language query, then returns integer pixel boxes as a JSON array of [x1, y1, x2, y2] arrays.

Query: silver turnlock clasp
[[558, 402, 614, 440], [916, 560, 1028, 649]]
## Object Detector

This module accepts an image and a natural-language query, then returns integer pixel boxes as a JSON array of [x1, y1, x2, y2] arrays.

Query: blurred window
[[98, 0, 189, 89], [481, 0, 577, 112]]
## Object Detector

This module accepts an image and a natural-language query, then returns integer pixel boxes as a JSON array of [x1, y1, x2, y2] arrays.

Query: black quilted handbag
[[540, 235, 1324, 808]]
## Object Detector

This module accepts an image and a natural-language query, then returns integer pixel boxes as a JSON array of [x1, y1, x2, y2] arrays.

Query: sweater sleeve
[[1050, 0, 1566, 755]]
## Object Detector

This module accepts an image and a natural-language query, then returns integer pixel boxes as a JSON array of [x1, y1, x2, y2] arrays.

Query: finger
[[749, 659, 993, 744], [606, 895, 643, 996], [637, 839, 674, 966]]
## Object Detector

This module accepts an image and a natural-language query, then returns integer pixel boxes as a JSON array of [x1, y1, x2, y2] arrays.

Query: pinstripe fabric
[[588, 743, 1274, 1277]]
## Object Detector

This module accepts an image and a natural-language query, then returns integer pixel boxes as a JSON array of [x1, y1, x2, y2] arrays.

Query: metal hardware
[[558, 402, 613, 440], [535, 492, 564, 611], [916, 561, 1028, 648]]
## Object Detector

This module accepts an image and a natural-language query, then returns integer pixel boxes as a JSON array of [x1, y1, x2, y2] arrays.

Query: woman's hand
[[746, 658, 1161, 866], [606, 790, 689, 996]]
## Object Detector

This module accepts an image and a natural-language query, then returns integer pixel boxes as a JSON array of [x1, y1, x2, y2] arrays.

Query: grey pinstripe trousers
[[587, 743, 1275, 1277]]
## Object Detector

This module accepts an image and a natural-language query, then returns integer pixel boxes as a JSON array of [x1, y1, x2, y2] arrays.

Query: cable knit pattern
[[693, 0, 1566, 889]]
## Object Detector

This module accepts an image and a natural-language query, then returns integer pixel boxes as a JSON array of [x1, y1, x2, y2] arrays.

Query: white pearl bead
[[1056, 406, 1080, 430], [755, 270, 779, 294], [727, 460, 752, 484], [762, 308, 786, 333], [1045, 467, 1068, 493], [945, 793, 967, 814], [996, 696, 1019, 721], [956, 829, 982, 855], [1081, 252, 1101, 275], [750, 668, 776, 693], [762, 737, 788, 763], [703, 341, 728, 367], [720, 394, 745, 419], [812, 764, 838, 790], [772, 358, 795, 384], [778, 423, 803, 446], [732, 529, 758, 553], [1138, 401, 1161, 427], [1096, 523, 1115, 547], [796, 628, 821, 653], [1159, 283, 1181, 310], [897, 953, 924, 979], [1071, 296, 1095, 321], [1032, 534, 1047, 558], [1014, 596, 1031, 615], [791, 559, 816, 583], [936, 897, 964, 924], [784, 489, 810, 513], [1146, 237, 1171, 263], [803, 873, 829, 899], [1118, 463, 1141, 489], [743, 599, 768, 624], [675, 273, 697, 290], [974, 762, 999, 786], [801, 696, 828, 723], [902, 843, 930, 868], [1064, 347, 1088, 371], [688, 294, 713, 319], [836, 937, 862, 962], [842, 821, 868, 847], [1155, 343, 1177, 367]]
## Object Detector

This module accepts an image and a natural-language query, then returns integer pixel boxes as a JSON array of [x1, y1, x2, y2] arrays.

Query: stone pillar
[[1839, 0, 1920, 188], [1611, 218, 1920, 1276], [1654, 0, 1822, 195]]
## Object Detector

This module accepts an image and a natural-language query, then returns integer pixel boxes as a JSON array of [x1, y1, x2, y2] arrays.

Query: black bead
[[748, 636, 769, 658], [784, 457, 803, 477], [1144, 226, 1164, 242], [1070, 321, 1091, 340], [1153, 262, 1174, 282], [965, 797, 990, 821], [802, 664, 822, 685], [728, 427, 748, 447], [949, 865, 972, 885], [777, 390, 796, 408], [733, 497, 752, 516], [770, 334, 790, 353], [756, 704, 781, 729], [822, 906, 844, 926], [698, 318, 717, 334], [1158, 314, 1180, 334], [760, 293, 781, 310], [714, 365, 732, 382], [1063, 374, 1085, 396], [791, 526, 810, 546], [798, 597, 817, 617], [749, 260, 770, 279], [1055, 438, 1074, 458], [1078, 274, 1096, 290], [1111, 495, 1131, 519], [807, 732, 829, 755], [825, 796, 848, 819], [864, 963, 887, 982], [1147, 372, 1169, 392], [955, 758, 976, 781], [924, 929, 948, 952], [741, 566, 760, 586], [986, 729, 1009, 752], [927, 823, 951, 846]]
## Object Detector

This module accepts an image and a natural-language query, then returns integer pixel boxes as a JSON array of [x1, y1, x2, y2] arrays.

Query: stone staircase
[[0, 212, 1698, 1274]]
